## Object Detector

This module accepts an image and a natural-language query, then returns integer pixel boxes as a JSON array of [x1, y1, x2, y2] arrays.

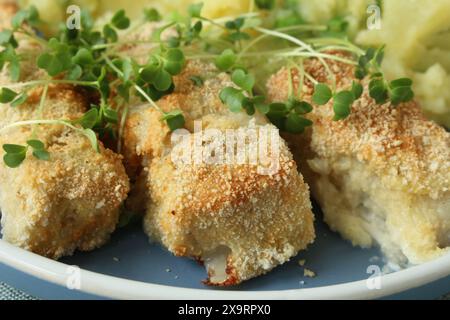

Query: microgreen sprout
[[0, 2, 416, 168], [2, 139, 49, 168]]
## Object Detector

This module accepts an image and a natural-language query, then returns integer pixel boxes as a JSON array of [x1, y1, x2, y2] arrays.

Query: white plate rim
[[1, 240, 449, 300]]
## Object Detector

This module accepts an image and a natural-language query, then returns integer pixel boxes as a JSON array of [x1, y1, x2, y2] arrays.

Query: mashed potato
[[356, 0, 450, 127]]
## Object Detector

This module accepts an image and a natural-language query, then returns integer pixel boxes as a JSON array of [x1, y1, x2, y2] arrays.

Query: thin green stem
[[117, 103, 128, 153], [238, 25, 326, 62], [0, 119, 79, 133], [276, 51, 357, 65], [256, 27, 337, 90], [3, 79, 98, 89], [289, 59, 305, 99], [305, 37, 364, 55], [304, 72, 318, 85], [37, 84, 48, 118], [30, 84, 49, 138], [102, 54, 162, 113]]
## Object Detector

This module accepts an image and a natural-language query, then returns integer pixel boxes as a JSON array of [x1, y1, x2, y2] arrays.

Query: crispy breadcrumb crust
[[0, 86, 129, 258], [266, 51, 450, 263], [145, 142, 314, 284], [124, 61, 315, 284], [0, 129, 129, 258], [0, 7, 130, 258], [267, 52, 449, 199]]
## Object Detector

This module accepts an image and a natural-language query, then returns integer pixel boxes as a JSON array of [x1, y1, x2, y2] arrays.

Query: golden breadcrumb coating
[[0, 7, 130, 258], [123, 60, 314, 285], [0, 130, 129, 258], [0, 86, 129, 259], [266, 51, 450, 264]]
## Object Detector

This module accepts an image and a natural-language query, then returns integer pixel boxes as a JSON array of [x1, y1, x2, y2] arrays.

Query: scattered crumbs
[[299, 280, 305, 285], [113, 257, 120, 262], [165, 268, 172, 273], [298, 259, 306, 267], [174, 275, 179, 280], [303, 268, 316, 278]]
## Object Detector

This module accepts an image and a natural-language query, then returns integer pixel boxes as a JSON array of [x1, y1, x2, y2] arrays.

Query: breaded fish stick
[[123, 60, 315, 285], [0, 4, 130, 259], [266, 52, 450, 265]]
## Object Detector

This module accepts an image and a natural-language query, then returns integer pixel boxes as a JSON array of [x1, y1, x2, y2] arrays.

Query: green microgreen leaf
[[351, 81, 363, 100], [266, 102, 288, 129], [3, 144, 26, 154], [225, 17, 245, 30], [0, 87, 18, 103], [32, 149, 50, 161], [144, 8, 162, 22], [10, 92, 28, 107], [355, 67, 367, 80], [37, 53, 62, 76], [163, 48, 186, 75], [188, 3, 204, 18], [111, 10, 130, 30], [3, 152, 26, 168], [241, 97, 256, 115], [67, 65, 82, 80], [26, 139, 45, 150], [104, 108, 118, 124], [389, 78, 413, 88], [369, 78, 388, 104], [312, 83, 332, 105], [140, 55, 162, 82], [255, 0, 275, 10], [161, 110, 185, 131], [252, 96, 269, 114], [390, 86, 414, 106], [153, 69, 173, 91], [285, 113, 312, 134], [327, 17, 349, 34], [333, 90, 354, 120], [83, 128, 99, 152], [72, 48, 94, 66], [0, 30, 17, 47], [25, 139, 49, 161], [219, 87, 245, 113], [215, 49, 236, 71], [227, 31, 251, 42], [287, 98, 313, 114], [374, 46, 385, 66], [103, 24, 118, 42], [77, 108, 99, 129], [37, 38, 72, 76], [231, 69, 255, 92], [113, 58, 133, 82]]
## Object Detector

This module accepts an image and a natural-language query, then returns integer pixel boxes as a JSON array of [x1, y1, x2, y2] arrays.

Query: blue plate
[[60, 206, 381, 291], [1, 203, 449, 299]]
